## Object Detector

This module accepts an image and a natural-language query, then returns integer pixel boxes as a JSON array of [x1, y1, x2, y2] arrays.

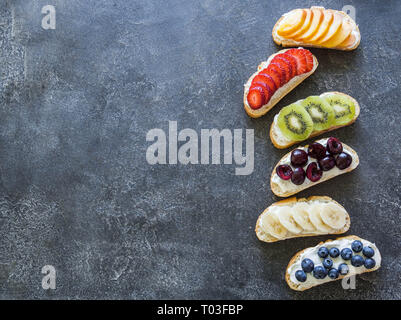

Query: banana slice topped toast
[[256, 196, 350, 242], [286, 235, 381, 291]]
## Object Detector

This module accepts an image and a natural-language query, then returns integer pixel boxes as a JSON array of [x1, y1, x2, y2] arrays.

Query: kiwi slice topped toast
[[272, 92, 360, 149], [301, 96, 335, 131], [322, 93, 355, 126], [277, 102, 314, 141]]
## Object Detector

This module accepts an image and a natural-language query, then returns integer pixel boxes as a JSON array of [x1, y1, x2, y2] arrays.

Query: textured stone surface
[[0, 0, 400, 299]]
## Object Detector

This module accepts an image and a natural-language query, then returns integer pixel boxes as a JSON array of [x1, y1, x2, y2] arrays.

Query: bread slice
[[286, 235, 381, 291], [255, 196, 350, 243], [243, 48, 318, 118], [270, 92, 360, 149], [270, 138, 359, 197], [272, 6, 361, 51]]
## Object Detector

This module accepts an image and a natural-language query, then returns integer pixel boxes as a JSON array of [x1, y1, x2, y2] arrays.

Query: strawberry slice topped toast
[[244, 48, 318, 118]]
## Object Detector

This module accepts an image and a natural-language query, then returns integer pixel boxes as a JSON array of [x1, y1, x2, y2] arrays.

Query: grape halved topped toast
[[271, 137, 359, 197]]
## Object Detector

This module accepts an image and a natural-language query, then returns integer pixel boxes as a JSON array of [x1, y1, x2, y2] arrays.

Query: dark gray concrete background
[[0, 0, 400, 299]]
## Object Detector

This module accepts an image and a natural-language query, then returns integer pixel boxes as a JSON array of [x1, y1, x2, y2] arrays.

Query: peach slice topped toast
[[270, 92, 360, 149], [273, 6, 360, 51], [244, 48, 318, 118]]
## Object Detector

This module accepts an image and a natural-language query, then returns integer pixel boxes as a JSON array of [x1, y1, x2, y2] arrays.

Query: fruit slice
[[251, 82, 272, 103], [254, 73, 277, 93], [292, 203, 316, 232], [318, 13, 345, 45], [308, 10, 334, 43], [281, 53, 298, 77], [302, 49, 314, 71], [301, 96, 335, 131], [277, 9, 306, 36], [277, 102, 314, 141], [298, 8, 324, 41], [308, 206, 332, 233], [319, 203, 347, 230], [338, 32, 356, 48], [247, 87, 265, 109], [271, 56, 292, 83], [321, 19, 353, 48], [289, 9, 313, 40], [270, 62, 287, 85], [260, 208, 288, 239], [285, 49, 308, 74], [323, 93, 355, 125], [264, 66, 283, 88], [274, 207, 302, 234]]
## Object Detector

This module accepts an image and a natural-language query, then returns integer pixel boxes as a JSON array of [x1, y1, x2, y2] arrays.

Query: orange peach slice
[[277, 9, 306, 36], [338, 32, 356, 48], [288, 9, 313, 40], [308, 10, 334, 43], [322, 20, 353, 48], [317, 13, 343, 45], [298, 8, 324, 41]]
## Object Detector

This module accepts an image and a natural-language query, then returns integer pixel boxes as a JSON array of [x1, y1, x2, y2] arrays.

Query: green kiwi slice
[[300, 96, 335, 131], [323, 93, 356, 126], [277, 102, 314, 141]]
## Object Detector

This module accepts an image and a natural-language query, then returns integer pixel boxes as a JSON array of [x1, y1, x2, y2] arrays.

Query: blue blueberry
[[329, 247, 340, 258], [362, 246, 375, 258], [313, 266, 328, 279], [323, 258, 333, 269], [295, 270, 307, 282], [301, 258, 314, 273], [338, 263, 349, 275], [328, 268, 339, 279], [341, 248, 353, 260], [364, 258, 376, 269], [351, 240, 363, 253], [351, 255, 364, 267], [318, 247, 329, 258]]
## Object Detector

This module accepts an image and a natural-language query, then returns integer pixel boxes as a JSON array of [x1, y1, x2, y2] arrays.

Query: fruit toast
[[270, 92, 360, 149], [286, 235, 381, 291], [273, 6, 360, 51], [271, 137, 359, 197], [255, 196, 350, 243], [244, 48, 318, 118]]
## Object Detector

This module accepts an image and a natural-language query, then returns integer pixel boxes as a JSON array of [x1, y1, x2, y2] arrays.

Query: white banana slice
[[320, 202, 347, 230], [274, 207, 303, 234], [309, 205, 332, 233], [292, 202, 316, 232], [260, 208, 288, 239]]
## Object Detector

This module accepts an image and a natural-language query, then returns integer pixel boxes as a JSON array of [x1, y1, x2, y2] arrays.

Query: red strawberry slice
[[302, 49, 314, 72], [252, 81, 273, 103], [285, 48, 308, 74], [271, 56, 292, 83], [268, 63, 286, 86], [262, 67, 282, 88], [252, 74, 277, 93], [247, 86, 266, 109], [281, 53, 297, 78]]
